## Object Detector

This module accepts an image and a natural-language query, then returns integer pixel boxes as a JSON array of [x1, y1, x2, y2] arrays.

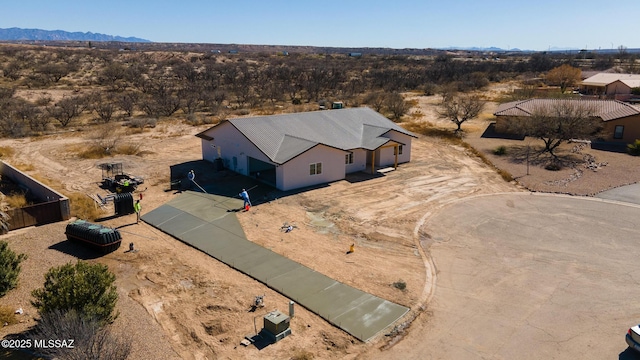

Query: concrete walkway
[[596, 183, 640, 206], [142, 191, 408, 342]]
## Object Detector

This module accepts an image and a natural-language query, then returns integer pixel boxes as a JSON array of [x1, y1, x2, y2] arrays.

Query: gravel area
[[465, 121, 640, 196]]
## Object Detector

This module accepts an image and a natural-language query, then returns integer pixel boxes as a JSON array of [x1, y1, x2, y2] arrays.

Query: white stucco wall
[[278, 145, 346, 191], [372, 131, 414, 167], [383, 131, 413, 164], [345, 149, 368, 174], [200, 122, 274, 176]]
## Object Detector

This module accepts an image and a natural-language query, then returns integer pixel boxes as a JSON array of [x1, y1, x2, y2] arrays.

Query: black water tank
[[65, 220, 122, 254], [114, 192, 134, 215]]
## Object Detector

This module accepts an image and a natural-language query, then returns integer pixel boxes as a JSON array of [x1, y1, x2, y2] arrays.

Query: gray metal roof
[[494, 99, 640, 121], [223, 107, 416, 164]]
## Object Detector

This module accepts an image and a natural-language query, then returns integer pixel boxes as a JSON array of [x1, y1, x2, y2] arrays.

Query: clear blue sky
[[2, 0, 638, 51]]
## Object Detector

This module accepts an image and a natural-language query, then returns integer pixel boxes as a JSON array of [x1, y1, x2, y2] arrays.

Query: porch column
[[394, 144, 398, 169], [371, 151, 375, 174]]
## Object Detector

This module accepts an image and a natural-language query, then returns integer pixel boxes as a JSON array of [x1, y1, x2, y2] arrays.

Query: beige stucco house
[[580, 73, 640, 100], [196, 107, 416, 191], [494, 99, 640, 144]]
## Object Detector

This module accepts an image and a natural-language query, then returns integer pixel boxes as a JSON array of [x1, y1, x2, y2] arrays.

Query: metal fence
[[7, 199, 70, 231]]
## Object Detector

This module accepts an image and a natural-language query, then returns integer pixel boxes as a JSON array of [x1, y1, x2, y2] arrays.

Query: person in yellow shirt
[[134, 199, 142, 223]]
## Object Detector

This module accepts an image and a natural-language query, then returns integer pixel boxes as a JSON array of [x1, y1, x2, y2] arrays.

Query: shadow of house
[[481, 122, 525, 140], [169, 160, 342, 206], [0, 161, 70, 232]]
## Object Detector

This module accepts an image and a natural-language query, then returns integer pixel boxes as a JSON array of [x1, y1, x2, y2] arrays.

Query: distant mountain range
[[0, 27, 150, 42]]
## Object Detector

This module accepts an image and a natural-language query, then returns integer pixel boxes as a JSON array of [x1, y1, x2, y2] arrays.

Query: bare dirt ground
[[2, 84, 639, 359]]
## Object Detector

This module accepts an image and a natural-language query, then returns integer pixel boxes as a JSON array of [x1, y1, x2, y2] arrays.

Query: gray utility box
[[261, 310, 292, 343], [264, 311, 290, 334]]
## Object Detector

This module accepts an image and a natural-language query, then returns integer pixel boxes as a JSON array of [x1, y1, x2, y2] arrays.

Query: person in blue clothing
[[187, 170, 195, 189], [239, 188, 251, 208]]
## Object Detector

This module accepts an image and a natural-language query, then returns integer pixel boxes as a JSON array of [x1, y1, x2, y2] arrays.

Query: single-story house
[[494, 98, 640, 144], [196, 107, 417, 191], [580, 73, 640, 99]]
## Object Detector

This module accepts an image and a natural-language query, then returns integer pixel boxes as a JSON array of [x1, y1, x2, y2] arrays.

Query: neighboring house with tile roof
[[494, 99, 640, 144], [196, 107, 417, 191], [580, 73, 640, 100]]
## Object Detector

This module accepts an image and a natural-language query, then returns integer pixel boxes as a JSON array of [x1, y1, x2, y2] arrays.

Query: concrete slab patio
[[142, 191, 409, 342]]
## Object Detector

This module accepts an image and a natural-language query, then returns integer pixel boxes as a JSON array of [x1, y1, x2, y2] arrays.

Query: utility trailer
[[99, 163, 144, 193]]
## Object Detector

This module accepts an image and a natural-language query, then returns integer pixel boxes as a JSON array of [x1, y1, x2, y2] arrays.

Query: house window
[[310, 162, 322, 175], [614, 125, 624, 139], [394, 145, 403, 155], [345, 152, 353, 164]]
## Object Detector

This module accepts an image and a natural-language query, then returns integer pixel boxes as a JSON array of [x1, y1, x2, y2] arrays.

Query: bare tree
[[363, 91, 386, 112], [506, 100, 601, 158], [37, 63, 72, 84], [48, 96, 89, 127], [31, 309, 131, 360], [92, 94, 116, 123], [98, 63, 128, 91], [116, 91, 139, 118], [385, 92, 410, 122], [15, 100, 48, 132], [546, 64, 581, 94], [437, 93, 486, 131]]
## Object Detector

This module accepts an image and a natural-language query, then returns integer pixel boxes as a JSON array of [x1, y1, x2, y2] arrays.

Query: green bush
[[31, 261, 118, 324], [0, 240, 27, 297], [493, 145, 507, 156], [628, 139, 640, 156]]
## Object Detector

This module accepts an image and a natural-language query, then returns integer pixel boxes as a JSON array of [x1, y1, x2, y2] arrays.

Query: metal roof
[[494, 99, 640, 121], [581, 73, 640, 87], [202, 107, 416, 165]]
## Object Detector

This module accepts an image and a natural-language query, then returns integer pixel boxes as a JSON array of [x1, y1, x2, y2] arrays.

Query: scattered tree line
[[0, 44, 637, 138]]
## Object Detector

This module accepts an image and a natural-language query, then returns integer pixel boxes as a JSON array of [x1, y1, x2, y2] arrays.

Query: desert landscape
[[1, 43, 640, 360], [2, 88, 640, 359]]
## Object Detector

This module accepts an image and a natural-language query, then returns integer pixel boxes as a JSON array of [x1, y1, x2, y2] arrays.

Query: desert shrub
[[185, 113, 216, 126], [129, 117, 157, 129], [234, 108, 250, 116], [0, 146, 15, 158], [0, 304, 18, 325], [392, 280, 407, 291], [77, 144, 110, 159], [0, 240, 27, 297], [423, 83, 437, 96], [31, 261, 119, 324], [627, 139, 640, 156], [5, 193, 28, 208], [32, 309, 131, 360], [67, 193, 102, 221], [116, 142, 141, 155], [493, 145, 507, 155], [497, 169, 514, 182]]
